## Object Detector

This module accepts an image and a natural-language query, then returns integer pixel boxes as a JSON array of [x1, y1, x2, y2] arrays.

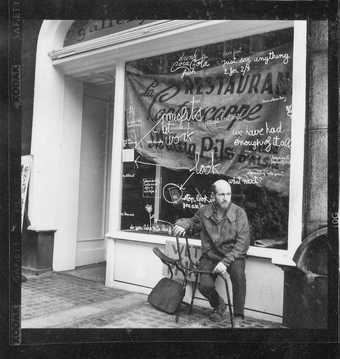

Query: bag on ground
[[147, 277, 185, 314]]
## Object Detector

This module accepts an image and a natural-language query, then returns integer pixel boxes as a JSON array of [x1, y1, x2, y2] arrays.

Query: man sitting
[[173, 179, 250, 327]]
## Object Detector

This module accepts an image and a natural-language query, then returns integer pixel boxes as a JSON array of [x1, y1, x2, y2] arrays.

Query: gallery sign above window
[[64, 19, 158, 46]]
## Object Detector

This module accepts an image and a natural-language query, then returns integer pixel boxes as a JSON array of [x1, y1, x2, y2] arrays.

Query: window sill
[[105, 230, 296, 267], [27, 225, 57, 232]]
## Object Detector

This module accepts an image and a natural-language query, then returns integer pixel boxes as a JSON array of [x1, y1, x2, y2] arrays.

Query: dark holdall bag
[[148, 277, 185, 314]]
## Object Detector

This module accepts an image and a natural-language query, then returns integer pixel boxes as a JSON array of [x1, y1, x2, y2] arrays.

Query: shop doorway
[[76, 81, 114, 266]]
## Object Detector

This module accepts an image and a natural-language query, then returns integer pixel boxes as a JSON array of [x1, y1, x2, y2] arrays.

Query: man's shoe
[[209, 302, 227, 322], [233, 316, 244, 328]]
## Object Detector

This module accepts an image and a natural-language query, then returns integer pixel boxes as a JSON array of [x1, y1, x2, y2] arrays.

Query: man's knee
[[229, 260, 246, 284]]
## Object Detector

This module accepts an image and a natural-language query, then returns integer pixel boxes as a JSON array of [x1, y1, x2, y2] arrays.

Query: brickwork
[[22, 271, 286, 329]]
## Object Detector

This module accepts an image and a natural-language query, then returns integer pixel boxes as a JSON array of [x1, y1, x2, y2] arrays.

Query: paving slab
[[22, 271, 129, 322]]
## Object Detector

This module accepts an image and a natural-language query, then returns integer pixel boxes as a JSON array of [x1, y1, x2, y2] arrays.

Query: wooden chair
[[153, 236, 234, 327]]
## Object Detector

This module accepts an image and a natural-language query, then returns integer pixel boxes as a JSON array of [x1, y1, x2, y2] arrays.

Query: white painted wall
[[114, 240, 164, 288], [30, 21, 117, 271], [29, 20, 88, 271], [52, 77, 83, 271], [29, 20, 74, 230], [244, 257, 283, 321]]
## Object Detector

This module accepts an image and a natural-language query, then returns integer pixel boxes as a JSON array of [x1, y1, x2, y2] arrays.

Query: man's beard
[[218, 201, 230, 209]]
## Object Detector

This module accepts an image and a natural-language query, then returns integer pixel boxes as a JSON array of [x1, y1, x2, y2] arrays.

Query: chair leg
[[189, 274, 199, 314], [223, 277, 233, 328]]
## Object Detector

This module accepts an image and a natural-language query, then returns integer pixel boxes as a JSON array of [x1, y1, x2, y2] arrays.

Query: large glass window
[[121, 27, 293, 249]]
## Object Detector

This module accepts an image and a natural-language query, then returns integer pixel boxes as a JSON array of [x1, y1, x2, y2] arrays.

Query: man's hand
[[173, 225, 186, 237], [213, 261, 227, 275]]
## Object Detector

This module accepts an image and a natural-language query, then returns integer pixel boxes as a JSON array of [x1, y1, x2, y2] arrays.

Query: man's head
[[211, 179, 232, 210]]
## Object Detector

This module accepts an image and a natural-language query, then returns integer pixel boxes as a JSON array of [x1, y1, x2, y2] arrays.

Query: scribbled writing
[[170, 50, 210, 77]]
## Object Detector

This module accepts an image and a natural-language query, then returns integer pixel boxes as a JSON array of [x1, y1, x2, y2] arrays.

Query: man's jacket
[[175, 202, 250, 266]]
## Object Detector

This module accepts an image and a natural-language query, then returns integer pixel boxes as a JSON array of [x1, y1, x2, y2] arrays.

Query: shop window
[[121, 27, 294, 250]]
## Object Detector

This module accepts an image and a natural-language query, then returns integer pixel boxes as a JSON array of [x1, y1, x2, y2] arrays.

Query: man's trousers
[[198, 255, 246, 318]]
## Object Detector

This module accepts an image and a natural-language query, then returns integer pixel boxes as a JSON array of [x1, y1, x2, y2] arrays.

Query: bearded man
[[173, 179, 250, 327]]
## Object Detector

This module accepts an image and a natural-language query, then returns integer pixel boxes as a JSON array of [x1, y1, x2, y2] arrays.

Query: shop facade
[[25, 19, 328, 325]]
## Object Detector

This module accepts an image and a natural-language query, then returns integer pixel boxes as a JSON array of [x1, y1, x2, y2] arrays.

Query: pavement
[[21, 263, 286, 329]]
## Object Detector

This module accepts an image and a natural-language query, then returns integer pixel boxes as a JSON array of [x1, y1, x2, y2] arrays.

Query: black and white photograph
[[4, 0, 339, 357]]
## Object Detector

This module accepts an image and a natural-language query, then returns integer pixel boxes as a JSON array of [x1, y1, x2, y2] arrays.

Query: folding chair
[[152, 236, 234, 327]]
